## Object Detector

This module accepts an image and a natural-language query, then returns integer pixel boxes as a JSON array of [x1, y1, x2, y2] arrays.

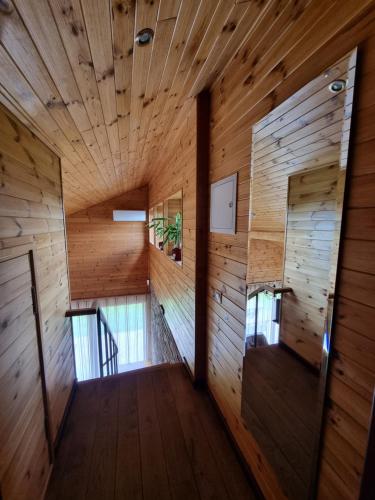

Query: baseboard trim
[[53, 378, 77, 455]]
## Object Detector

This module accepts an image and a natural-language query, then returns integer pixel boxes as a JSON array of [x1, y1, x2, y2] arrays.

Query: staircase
[[66, 307, 119, 381]]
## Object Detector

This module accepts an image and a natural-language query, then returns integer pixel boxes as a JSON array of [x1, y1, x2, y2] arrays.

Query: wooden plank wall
[[206, 3, 375, 499], [66, 186, 149, 300], [282, 164, 341, 369], [0, 253, 51, 500], [149, 98, 197, 376], [0, 103, 74, 444]]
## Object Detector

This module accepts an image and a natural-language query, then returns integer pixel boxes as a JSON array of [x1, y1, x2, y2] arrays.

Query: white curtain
[[71, 294, 150, 381]]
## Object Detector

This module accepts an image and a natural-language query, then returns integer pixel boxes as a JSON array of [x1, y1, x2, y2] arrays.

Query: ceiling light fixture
[[328, 79, 347, 93], [0, 0, 13, 14], [135, 28, 154, 46]]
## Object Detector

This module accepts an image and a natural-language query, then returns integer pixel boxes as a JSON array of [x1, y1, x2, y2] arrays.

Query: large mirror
[[241, 49, 357, 499]]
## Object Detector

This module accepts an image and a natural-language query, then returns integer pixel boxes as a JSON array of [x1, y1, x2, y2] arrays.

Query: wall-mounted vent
[[113, 210, 146, 222]]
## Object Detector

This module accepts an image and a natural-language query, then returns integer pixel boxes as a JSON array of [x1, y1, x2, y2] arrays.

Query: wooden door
[[281, 164, 342, 369], [0, 252, 51, 499]]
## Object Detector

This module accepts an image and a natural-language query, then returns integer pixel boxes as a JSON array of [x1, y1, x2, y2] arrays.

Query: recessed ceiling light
[[0, 0, 13, 14], [135, 28, 154, 46], [328, 79, 347, 93]]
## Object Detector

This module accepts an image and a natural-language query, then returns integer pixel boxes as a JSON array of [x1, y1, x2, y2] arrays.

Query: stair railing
[[66, 307, 118, 378]]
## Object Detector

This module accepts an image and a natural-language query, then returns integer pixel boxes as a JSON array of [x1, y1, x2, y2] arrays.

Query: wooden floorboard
[[45, 364, 258, 500]]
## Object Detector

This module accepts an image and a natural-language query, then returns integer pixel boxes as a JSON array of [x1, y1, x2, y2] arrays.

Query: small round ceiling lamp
[[328, 79, 347, 94], [0, 0, 13, 14], [135, 28, 154, 46]]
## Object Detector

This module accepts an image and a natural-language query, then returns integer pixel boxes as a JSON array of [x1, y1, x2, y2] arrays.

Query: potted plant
[[164, 212, 182, 261], [147, 217, 165, 250], [147, 212, 182, 261]]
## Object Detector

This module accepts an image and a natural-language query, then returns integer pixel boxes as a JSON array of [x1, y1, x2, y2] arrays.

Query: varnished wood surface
[[0, 253, 51, 500], [282, 164, 341, 368], [45, 364, 257, 500], [149, 98, 197, 377], [1, 2, 375, 499], [66, 186, 149, 300], [206, 4, 375, 500], [0, 0, 265, 214], [0, 104, 74, 444]]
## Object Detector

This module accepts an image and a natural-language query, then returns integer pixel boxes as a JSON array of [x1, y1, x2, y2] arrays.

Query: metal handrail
[[246, 286, 293, 348], [97, 308, 118, 377], [247, 285, 293, 301], [66, 306, 119, 378]]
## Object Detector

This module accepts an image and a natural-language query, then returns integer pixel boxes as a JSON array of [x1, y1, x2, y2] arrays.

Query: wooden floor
[[46, 364, 257, 500]]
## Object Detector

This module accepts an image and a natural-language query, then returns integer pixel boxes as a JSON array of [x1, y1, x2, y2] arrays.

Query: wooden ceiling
[[0, 0, 261, 214]]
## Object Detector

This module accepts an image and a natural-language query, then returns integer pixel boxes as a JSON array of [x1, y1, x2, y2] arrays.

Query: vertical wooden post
[[194, 90, 210, 385]]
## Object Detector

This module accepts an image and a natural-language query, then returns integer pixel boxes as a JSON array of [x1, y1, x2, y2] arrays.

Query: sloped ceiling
[[0, 0, 264, 213]]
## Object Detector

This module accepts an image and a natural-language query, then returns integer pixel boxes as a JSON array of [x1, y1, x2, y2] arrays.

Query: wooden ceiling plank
[[1, 0, 110, 185], [211, 0, 303, 124], [9, 0, 112, 202], [150, 0, 220, 151], [138, 0, 201, 164], [141, 0, 215, 168], [179, 1, 234, 100], [127, 0, 160, 172], [48, 0, 118, 192], [149, 0, 243, 164], [128, 16, 177, 173], [189, 1, 250, 97], [0, 63, 108, 202], [212, 0, 372, 141], [158, 0, 182, 21], [80, 0, 123, 193], [12, 0, 104, 151], [111, 0, 136, 190]]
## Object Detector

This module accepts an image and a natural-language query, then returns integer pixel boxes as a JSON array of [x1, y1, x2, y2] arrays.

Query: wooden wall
[[149, 98, 197, 376], [66, 187, 149, 300], [282, 164, 341, 369], [0, 104, 74, 473], [206, 3, 375, 499]]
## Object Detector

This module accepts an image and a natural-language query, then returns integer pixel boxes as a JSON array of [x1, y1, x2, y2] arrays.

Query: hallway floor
[[46, 364, 257, 500]]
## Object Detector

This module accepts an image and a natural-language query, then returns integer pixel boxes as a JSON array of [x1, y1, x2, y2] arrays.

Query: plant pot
[[158, 241, 163, 251], [172, 247, 181, 262]]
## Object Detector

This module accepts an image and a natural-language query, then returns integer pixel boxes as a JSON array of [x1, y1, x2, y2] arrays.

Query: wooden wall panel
[[66, 186, 149, 300], [0, 254, 50, 500], [149, 98, 197, 376], [0, 103, 74, 464], [282, 164, 341, 369], [207, 4, 375, 500]]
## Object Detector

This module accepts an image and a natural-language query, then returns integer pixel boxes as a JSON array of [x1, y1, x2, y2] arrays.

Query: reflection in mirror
[[164, 190, 183, 265], [241, 49, 357, 500]]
